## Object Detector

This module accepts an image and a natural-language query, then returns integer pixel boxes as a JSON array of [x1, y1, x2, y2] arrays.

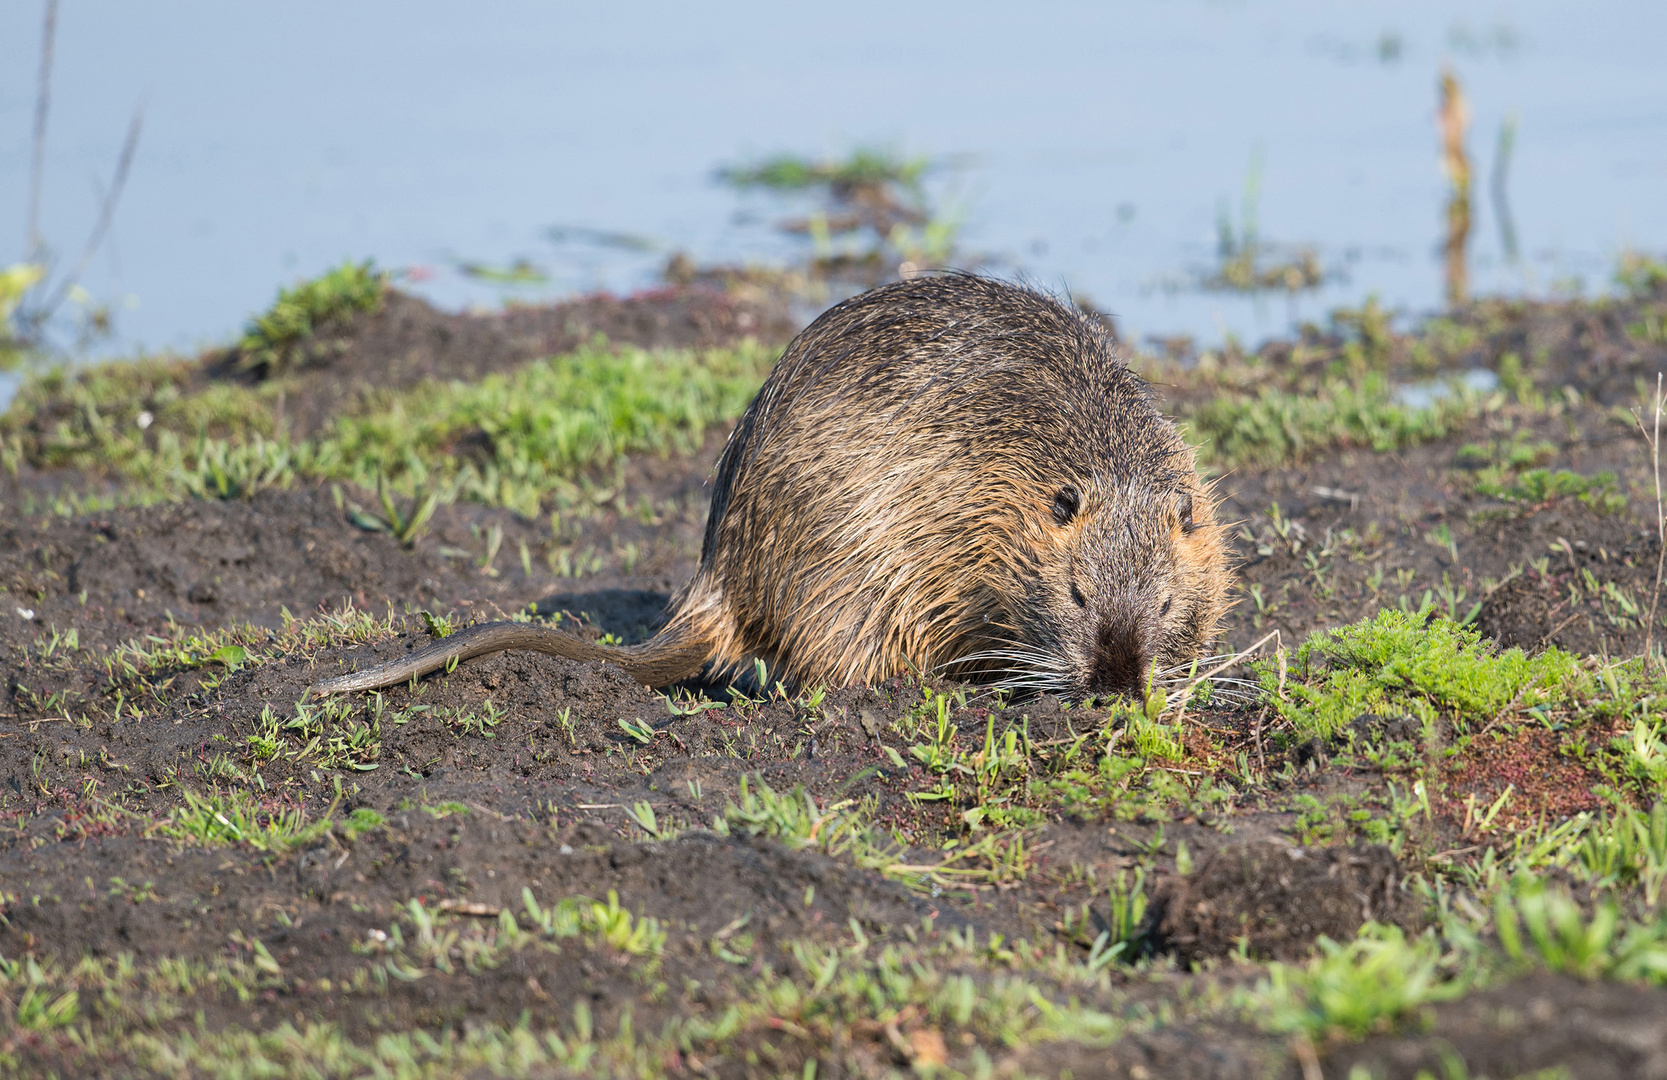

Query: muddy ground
[[3, 282, 1667, 1077]]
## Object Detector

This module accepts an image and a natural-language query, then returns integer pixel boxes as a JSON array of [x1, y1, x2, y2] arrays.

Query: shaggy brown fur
[[310, 274, 1231, 700]]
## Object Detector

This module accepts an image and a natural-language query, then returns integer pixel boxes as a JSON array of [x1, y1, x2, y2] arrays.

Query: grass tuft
[[1262, 607, 1582, 739], [2, 337, 778, 514], [1246, 923, 1468, 1039], [237, 259, 386, 374], [1186, 372, 1482, 469]]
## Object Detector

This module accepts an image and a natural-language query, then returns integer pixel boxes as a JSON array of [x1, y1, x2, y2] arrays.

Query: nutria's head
[[1002, 462, 1230, 701]]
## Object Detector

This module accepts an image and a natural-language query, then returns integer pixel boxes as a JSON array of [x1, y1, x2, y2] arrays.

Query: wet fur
[[310, 274, 1231, 700]]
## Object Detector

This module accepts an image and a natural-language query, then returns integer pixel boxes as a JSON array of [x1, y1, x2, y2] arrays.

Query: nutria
[[309, 274, 1231, 701]]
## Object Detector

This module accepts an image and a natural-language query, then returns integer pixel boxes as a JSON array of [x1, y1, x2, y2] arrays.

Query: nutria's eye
[[1160, 596, 1173, 617], [1070, 583, 1087, 607], [1178, 492, 1196, 533], [1052, 487, 1080, 526]]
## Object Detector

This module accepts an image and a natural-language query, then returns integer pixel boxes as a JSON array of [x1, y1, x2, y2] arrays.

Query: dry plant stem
[[1166, 629, 1279, 728], [1291, 1035, 1324, 1080], [34, 104, 145, 321], [24, 0, 56, 262], [1633, 372, 1666, 669], [1438, 65, 1473, 306]]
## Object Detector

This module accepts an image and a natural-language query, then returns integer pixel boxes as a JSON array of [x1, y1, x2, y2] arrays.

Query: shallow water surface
[[0, 0, 1663, 359]]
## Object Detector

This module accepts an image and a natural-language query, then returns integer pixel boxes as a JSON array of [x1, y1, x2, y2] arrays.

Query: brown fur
[[309, 274, 1231, 700]]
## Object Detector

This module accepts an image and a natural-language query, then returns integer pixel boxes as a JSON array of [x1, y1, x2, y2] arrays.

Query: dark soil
[[1327, 971, 1667, 1079], [1153, 840, 1411, 964], [4, 286, 1667, 1077]]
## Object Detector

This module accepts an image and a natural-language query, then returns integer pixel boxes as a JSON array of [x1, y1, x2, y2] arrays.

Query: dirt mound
[[213, 285, 798, 437], [1473, 503, 1660, 655], [1323, 971, 1667, 1079], [1154, 841, 1409, 962]]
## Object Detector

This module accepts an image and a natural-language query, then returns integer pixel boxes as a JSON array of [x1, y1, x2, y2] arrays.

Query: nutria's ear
[[1177, 492, 1196, 533], [1052, 487, 1081, 526]]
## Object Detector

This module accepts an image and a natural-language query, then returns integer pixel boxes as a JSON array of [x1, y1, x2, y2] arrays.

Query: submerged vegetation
[[693, 147, 963, 294]]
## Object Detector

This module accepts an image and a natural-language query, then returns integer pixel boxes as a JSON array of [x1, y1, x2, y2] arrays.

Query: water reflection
[[0, 0, 1662, 359]]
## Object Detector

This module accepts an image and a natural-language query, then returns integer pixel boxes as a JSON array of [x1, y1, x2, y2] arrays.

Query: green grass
[[1494, 873, 1667, 982], [238, 259, 387, 374], [318, 337, 776, 509], [1260, 607, 1584, 740], [1245, 923, 1469, 1039], [18, 597, 1667, 1076], [2, 337, 778, 514], [155, 788, 335, 851], [1, 354, 282, 471], [1184, 370, 1483, 469]]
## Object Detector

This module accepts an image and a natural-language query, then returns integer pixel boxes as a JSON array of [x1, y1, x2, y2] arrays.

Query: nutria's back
[[311, 274, 1230, 701]]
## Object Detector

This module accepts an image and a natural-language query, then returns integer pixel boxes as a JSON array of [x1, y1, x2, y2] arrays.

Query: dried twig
[[32, 103, 145, 323], [1166, 629, 1280, 729], [15, 0, 145, 345], [24, 0, 57, 263], [1632, 372, 1667, 669]]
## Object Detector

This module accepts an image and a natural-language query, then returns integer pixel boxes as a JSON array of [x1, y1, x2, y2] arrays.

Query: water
[[1, 0, 1663, 364]]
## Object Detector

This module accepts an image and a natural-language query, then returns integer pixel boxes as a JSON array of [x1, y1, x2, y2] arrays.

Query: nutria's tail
[[306, 621, 712, 697]]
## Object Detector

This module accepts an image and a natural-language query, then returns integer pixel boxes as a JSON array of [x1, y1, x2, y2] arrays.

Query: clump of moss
[[1474, 466, 1626, 512], [1261, 607, 1583, 739], [238, 259, 387, 374], [1617, 249, 1667, 298]]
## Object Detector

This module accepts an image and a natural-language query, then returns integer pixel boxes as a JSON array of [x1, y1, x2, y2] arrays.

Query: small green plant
[[720, 775, 825, 846], [1064, 867, 1152, 968], [344, 807, 386, 837], [1247, 924, 1467, 1038], [1575, 802, 1667, 904], [238, 259, 386, 374], [1262, 607, 1582, 739], [441, 701, 502, 739], [347, 471, 441, 546], [617, 716, 655, 745], [157, 789, 331, 851], [1474, 466, 1625, 513], [1494, 874, 1667, 982], [285, 696, 383, 770], [520, 888, 667, 958], [419, 610, 455, 638], [15, 982, 80, 1031], [626, 801, 676, 840], [1617, 719, 1667, 797], [172, 434, 298, 500]]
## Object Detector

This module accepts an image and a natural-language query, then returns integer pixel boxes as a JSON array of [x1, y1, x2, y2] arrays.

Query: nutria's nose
[[1089, 618, 1147, 698]]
